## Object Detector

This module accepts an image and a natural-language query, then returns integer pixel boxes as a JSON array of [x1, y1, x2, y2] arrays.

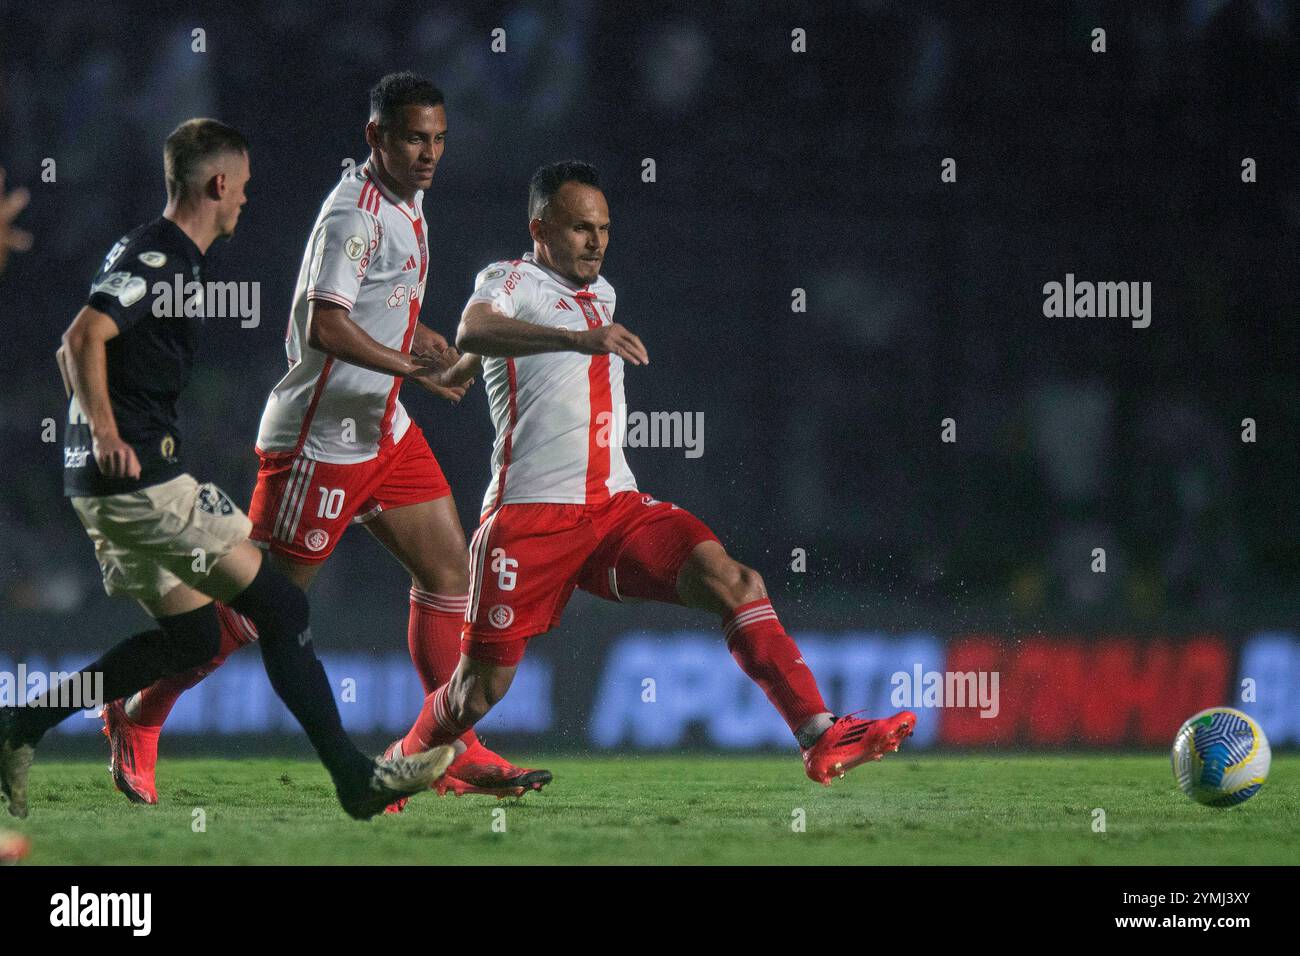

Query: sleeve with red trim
[[466, 261, 545, 323], [306, 202, 381, 311]]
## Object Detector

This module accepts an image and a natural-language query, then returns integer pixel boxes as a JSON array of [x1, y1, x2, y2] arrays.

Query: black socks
[[11, 604, 221, 745], [228, 561, 370, 788]]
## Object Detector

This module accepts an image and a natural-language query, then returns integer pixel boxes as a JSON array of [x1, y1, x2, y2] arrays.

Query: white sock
[[796, 712, 835, 749]]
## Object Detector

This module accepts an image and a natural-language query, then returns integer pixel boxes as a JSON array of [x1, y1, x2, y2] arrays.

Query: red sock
[[723, 599, 829, 734], [404, 588, 477, 751], [401, 683, 472, 754], [133, 603, 257, 728]]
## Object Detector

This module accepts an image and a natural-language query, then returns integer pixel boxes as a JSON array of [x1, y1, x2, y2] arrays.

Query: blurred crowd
[[0, 0, 1295, 625]]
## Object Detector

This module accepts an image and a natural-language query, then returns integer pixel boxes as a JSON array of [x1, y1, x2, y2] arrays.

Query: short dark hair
[[369, 72, 445, 126], [528, 161, 600, 220], [163, 118, 248, 202]]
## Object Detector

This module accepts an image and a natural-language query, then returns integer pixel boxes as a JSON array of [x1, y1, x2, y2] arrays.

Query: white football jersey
[[256, 163, 428, 463], [466, 253, 637, 518]]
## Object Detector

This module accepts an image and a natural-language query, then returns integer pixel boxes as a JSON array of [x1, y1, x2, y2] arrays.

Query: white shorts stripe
[[272, 459, 304, 541], [286, 460, 316, 543], [282, 458, 314, 542], [275, 459, 307, 542], [467, 513, 498, 623]]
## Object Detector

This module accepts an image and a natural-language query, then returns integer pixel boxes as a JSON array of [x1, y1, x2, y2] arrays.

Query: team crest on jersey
[[344, 235, 366, 260], [488, 605, 515, 629], [304, 529, 330, 553], [197, 486, 235, 517], [137, 251, 167, 268]]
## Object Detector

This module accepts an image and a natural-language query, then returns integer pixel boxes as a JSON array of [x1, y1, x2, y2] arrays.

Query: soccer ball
[[1170, 707, 1270, 807]]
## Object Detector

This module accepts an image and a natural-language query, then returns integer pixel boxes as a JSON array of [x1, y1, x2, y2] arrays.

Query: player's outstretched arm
[[308, 299, 470, 402], [307, 299, 433, 377], [62, 306, 140, 479], [456, 301, 648, 365]]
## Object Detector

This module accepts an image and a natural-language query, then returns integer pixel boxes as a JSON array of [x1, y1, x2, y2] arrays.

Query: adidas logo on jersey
[[402, 255, 417, 272], [555, 299, 573, 311]]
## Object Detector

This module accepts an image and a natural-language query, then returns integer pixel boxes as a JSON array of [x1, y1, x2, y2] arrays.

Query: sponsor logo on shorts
[[640, 494, 679, 510], [197, 486, 235, 517], [64, 445, 91, 469], [304, 528, 330, 553], [488, 605, 515, 629]]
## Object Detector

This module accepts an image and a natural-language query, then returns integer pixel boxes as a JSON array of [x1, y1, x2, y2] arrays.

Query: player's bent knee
[[703, 561, 766, 610], [413, 565, 470, 596], [156, 602, 223, 672], [227, 561, 310, 647], [733, 565, 767, 604]]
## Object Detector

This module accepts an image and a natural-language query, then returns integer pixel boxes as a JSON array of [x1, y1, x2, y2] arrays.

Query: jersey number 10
[[317, 487, 346, 520]]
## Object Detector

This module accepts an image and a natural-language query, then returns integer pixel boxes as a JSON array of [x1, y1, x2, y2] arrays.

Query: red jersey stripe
[[284, 356, 336, 458], [378, 217, 425, 446], [576, 292, 612, 504], [486, 358, 519, 519]]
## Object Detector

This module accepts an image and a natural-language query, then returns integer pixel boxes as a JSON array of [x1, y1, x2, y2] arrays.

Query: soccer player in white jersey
[[100, 74, 549, 804], [387, 161, 916, 790]]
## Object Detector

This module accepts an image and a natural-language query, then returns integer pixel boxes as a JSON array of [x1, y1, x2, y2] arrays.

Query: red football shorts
[[463, 491, 719, 666], [248, 424, 451, 563]]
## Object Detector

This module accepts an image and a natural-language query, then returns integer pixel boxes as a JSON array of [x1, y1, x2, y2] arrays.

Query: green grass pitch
[[9, 754, 1297, 865]]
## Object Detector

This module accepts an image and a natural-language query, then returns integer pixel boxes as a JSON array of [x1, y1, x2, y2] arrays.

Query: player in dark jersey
[[0, 118, 452, 820]]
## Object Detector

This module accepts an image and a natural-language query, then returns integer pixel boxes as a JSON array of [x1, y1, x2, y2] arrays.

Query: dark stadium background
[[0, 1, 1296, 755]]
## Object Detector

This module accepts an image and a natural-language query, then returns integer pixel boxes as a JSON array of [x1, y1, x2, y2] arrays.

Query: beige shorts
[[72, 474, 253, 603]]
